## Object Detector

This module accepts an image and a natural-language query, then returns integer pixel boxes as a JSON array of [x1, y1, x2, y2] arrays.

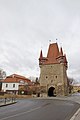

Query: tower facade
[[39, 43, 69, 96]]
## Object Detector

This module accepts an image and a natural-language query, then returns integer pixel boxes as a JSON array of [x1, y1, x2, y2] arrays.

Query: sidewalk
[[0, 95, 80, 120], [0, 98, 17, 107]]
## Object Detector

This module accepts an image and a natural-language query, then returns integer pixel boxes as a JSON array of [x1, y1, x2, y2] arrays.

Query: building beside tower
[[39, 42, 69, 96]]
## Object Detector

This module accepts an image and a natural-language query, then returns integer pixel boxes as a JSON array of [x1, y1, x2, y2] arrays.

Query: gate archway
[[48, 87, 55, 97]]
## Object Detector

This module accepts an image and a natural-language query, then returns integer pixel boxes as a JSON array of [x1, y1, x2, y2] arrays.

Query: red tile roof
[[39, 42, 68, 68], [2, 74, 31, 83], [47, 43, 59, 58]]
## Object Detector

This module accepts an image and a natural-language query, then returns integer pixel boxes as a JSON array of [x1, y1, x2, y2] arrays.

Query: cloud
[[0, 0, 80, 82]]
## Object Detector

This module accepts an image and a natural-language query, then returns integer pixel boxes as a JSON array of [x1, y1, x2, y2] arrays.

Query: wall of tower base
[[39, 63, 69, 96], [39, 85, 69, 97], [39, 42, 69, 96]]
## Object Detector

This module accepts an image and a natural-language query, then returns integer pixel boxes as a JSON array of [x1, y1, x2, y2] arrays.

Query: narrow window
[[6, 84, 8, 88], [51, 80, 53, 83], [13, 84, 15, 88], [55, 76, 57, 78], [46, 76, 48, 79]]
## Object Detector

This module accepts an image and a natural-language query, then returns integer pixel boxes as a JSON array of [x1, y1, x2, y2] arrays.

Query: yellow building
[[71, 84, 80, 93]]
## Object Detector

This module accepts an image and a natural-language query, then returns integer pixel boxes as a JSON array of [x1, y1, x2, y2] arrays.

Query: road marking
[[70, 108, 80, 120], [0, 106, 41, 120]]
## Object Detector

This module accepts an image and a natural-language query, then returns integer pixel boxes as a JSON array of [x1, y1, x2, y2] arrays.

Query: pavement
[[36, 94, 80, 120], [57, 95, 80, 120], [53, 95, 80, 120], [59, 95, 80, 120], [0, 98, 17, 107], [0, 95, 80, 120]]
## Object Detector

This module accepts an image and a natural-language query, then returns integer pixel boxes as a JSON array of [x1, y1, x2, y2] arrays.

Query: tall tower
[[39, 43, 69, 96]]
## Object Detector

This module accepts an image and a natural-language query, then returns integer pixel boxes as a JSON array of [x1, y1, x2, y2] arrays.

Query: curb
[[0, 101, 17, 107], [70, 108, 80, 120]]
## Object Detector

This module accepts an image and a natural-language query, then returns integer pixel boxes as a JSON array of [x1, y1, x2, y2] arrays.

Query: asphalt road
[[0, 98, 79, 120]]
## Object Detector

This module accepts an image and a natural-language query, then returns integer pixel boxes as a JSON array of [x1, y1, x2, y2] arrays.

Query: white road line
[[0, 106, 41, 120]]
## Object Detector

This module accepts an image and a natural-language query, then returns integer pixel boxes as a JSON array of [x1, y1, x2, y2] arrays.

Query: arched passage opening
[[48, 87, 56, 97]]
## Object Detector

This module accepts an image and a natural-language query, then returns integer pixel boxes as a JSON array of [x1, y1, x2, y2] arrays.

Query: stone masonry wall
[[39, 63, 69, 96]]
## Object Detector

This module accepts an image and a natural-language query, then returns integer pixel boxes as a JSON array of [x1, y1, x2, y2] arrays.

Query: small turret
[[60, 47, 63, 56], [39, 50, 43, 65], [39, 50, 43, 60], [64, 54, 68, 69], [39, 50, 48, 65]]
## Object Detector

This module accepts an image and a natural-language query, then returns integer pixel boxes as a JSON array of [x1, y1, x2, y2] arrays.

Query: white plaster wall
[[2, 83, 19, 92]]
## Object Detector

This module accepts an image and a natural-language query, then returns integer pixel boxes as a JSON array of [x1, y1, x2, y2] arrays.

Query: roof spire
[[64, 54, 67, 63], [39, 50, 43, 59], [56, 38, 59, 44], [49, 40, 52, 44], [60, 47, 63, 56], [64, 54, 68, 68], [56, 38, 58, 42]]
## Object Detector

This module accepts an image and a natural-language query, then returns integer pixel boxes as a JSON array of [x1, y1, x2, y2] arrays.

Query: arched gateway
[[48, 87, 55, 97]]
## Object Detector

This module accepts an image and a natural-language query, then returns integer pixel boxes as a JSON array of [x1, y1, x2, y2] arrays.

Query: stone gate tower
[[39, 43, 69, 96]]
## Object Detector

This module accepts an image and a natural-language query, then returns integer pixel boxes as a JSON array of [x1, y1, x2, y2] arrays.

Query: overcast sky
[[0, 0, 80, 82]]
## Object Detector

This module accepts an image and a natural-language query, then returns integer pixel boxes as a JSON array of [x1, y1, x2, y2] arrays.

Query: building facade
[[39, 43, 69, 96], [71, 84, 80, 93], [1, 74, 32, 95]]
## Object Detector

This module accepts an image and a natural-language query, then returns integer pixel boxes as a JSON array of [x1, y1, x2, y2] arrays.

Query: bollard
[[12, 97, 13, 102], [4, 98, 7, 104]]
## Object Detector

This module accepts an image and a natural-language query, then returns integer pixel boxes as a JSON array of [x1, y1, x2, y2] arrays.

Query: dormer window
[[19, 80, 24, 84]]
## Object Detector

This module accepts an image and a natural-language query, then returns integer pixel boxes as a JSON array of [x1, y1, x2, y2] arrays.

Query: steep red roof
[[59, 47, 63, 56], [47, 43, 59, 58], [39, 50, 43, 60], [39, 42, 68, 68]]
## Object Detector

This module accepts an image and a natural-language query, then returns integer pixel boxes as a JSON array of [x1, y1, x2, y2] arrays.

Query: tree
[[0, 69, 6, 80], [68, 77, 74, 85], [68, 77, 74, 94]]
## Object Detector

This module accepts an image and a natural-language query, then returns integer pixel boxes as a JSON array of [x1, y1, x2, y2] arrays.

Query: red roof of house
[[2, 74, 31, 83]]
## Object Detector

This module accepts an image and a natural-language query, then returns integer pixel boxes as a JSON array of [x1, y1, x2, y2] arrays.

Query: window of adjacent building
[[13, 84, 15, 88], [6, 84, 8, 88]]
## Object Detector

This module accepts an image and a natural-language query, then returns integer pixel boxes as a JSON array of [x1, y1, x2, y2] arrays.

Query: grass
[[0, 94, 32, 99]]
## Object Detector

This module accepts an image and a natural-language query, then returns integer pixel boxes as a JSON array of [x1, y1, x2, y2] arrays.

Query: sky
[[0, 0, 80, 82]]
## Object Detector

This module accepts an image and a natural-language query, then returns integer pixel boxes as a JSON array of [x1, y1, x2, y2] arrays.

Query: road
[[0, 98, 79, 120]]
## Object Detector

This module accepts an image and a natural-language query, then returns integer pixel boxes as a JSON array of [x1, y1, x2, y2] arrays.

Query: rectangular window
[[13, 84, 15, 88], [6, 84, 8, 88]]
